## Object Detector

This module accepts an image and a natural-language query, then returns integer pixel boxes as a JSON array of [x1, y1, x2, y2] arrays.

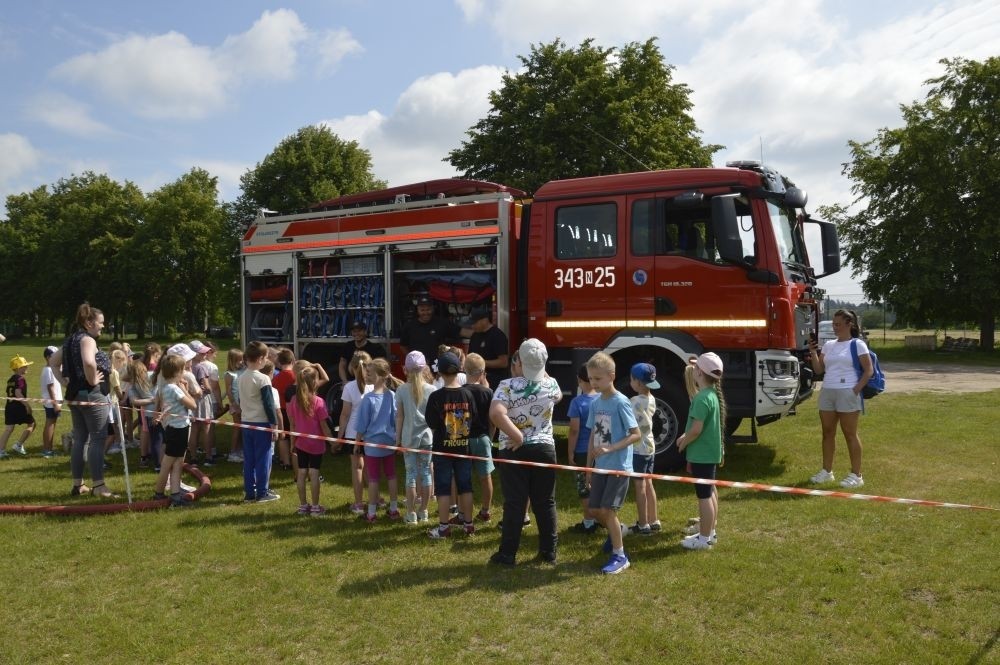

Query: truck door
[[544, 197, 627, 347]]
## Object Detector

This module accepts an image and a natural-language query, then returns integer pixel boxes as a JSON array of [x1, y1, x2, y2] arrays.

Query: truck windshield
[[767, 200, 807, 267]]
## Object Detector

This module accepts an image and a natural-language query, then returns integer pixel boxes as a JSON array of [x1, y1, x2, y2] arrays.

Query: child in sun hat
[[39, 346, 63, 458], [1, 355, 36, 458], [394, 350, 435, 523], [677, 352, 726, 551], [628, 362, 661, 536]]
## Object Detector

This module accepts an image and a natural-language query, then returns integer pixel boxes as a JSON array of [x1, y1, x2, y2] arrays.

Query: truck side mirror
[[711, 195, 744, 264], [815, 219, 841, 278]]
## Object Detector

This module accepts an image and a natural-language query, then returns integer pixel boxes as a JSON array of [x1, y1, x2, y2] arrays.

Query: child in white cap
[[677, 352, 726, 550]]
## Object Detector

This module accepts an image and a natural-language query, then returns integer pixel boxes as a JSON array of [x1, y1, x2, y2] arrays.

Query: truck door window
[[555, 202, 617, 260], [766, 201, 806, 264], [630, 196, 755, 263]]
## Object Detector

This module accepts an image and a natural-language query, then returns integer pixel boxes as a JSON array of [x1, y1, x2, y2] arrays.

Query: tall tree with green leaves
[[836, 57, 1000, 350], [132, 168, 229, 333], [447, 38, 721, 193], [238, 125, 386, 218]]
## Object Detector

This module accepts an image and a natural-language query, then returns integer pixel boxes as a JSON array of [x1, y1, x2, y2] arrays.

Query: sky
[[2, 0, 999, 300]]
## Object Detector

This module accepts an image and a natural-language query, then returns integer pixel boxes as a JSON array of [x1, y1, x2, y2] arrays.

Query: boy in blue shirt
[[585, 352, 640, 574], [567, 364, 599, 533]]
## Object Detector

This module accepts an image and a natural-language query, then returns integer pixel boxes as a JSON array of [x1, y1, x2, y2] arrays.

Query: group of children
[[2, 335, 728, 574]]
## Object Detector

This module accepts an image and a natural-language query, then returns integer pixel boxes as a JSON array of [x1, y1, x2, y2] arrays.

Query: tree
[[131, 169, 230, 333], [836, 57, 1000, 350], [447, 38, 721, 193], [238, 125, 386, 216]]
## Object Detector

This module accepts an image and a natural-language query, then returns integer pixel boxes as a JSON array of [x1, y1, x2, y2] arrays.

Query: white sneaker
[[404, 512, 418, 524], [227, 453, 244, 463], [179, 482, 196, 493], [12, 443, 28, 456], [107, 445, 123, 455], [810, 469, 835, 484], [683, 531, 718, 545], [839, 472, 864, 489], [681, 534, 713, 550]]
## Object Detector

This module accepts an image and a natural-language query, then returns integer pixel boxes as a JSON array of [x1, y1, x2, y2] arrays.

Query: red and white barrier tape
[[4, 395, 998, 512]]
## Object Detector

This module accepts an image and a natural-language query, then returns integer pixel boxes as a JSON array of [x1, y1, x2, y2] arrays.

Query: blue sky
[[2, 0, 999, 298]]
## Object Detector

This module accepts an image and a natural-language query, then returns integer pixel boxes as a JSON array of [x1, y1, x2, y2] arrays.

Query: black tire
[[652, 380, 689, 472]]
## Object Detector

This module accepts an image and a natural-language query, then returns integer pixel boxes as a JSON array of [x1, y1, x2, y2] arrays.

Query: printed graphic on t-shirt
[[592, 411, 612, 448], [442, 400, 472, 447]]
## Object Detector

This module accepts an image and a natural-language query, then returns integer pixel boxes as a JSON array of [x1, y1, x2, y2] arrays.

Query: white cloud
[[315, 28, 363, 75], [27, 91, 115, 138], [50, 9, 312, 120], [0, 133, 42, 183], [320, 65, 505, 185]]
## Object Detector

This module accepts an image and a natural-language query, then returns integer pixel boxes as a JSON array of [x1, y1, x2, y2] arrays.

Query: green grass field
[[0, 340, 997, 664]]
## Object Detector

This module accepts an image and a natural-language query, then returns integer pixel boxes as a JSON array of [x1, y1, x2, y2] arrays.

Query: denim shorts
[[433, 455, 473, 496], [469, 435, 495, 475], [44, 406, 61, 421], [632, 453, 654, 476]]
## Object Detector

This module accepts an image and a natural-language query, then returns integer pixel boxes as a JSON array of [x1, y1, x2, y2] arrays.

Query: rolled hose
[[0, 464, 211, 516]]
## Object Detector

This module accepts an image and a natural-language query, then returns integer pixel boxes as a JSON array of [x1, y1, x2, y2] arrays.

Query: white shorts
[[818, 388, 862, 413]]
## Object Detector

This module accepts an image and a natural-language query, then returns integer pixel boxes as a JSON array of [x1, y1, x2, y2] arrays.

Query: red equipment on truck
[[241, 162, 840, 469]]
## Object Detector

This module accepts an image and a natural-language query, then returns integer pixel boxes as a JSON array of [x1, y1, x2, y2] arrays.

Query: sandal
[[91, 483, 120, 499], [71, 484, 91, 496]]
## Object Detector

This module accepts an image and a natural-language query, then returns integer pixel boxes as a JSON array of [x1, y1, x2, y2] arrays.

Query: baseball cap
[[518, 338, 547, 382], [9, 355, 33, 371], [415, 294, 433, 306], [350, 320, 367, 331], [44, 345, 59, 359], [189, 340, 211, 355], [460, 306, 491, 327], [167, 343, 196, 362], [695, 352, 724, 378], [436, 351, 461, 374], [630, 362, 661, 389], [404, 351, 427, 372]]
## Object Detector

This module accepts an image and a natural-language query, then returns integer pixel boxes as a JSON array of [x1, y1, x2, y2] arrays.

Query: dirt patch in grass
[[882, 362, 1000, 394]]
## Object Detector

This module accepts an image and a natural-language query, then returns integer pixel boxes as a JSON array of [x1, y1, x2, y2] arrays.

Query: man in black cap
[[337, 320, 386, 382], [400, 295, 462, 366], [463, 305, 509, 388]]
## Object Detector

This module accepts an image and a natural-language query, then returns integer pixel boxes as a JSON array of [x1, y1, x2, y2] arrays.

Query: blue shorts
[[469, 435, 494, 475], [44, 406, 61, 421], [632, 453, 654, 476], [433, 454, 473, 497]]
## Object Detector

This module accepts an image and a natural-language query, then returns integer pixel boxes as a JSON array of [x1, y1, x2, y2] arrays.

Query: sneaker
[[297, 504, 311, 515], [226, 453, 244, 463], [535, 551, 557, 564], [447, 514, 465, 526], [170, 493, 192, 507], [179, 482, 196, 493], [571, 521, 599, 534], [448, 504, 459, 516], [601, 553, 630, 575], [0, 451, 8, 460], [404, 512, 418, 524], [202, 459, 215, 468], [428, 524, 451, 539], [417, 510, 429, 523], [310, 505, 326, 517], [839, 472, 864, 489], [41, 450, 56, 459], [475, 509, 492, 522], [683, 532, 718, 545], [12, 443, 28, 456], [463, 522, 475, 536], [681, 534, 713, 550], [138, 457, 150, 468], [632, 524, 653, 536], [107, 444, 123, 455], [362, 513, 377, 524], [810, 468, 835, 484], [349, 503, 366, 515], [386, 510, 402, 521], [243, 495, 257, 503], [256, 490, 281, 503], [489, 552, 516, 566]]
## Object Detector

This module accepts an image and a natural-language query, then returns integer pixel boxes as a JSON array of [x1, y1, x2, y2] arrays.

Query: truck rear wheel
[[652, 380, 688, 472]]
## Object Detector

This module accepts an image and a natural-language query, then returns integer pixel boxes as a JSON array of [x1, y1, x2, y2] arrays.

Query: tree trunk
[[980, 312, 996, 352]]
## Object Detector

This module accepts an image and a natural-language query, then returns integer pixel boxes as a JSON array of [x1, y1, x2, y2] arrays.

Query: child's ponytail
[[296, 366, 318, 417]]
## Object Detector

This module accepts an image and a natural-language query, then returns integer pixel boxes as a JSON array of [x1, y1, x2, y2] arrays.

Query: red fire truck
[[241, 162, 840, 469]]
